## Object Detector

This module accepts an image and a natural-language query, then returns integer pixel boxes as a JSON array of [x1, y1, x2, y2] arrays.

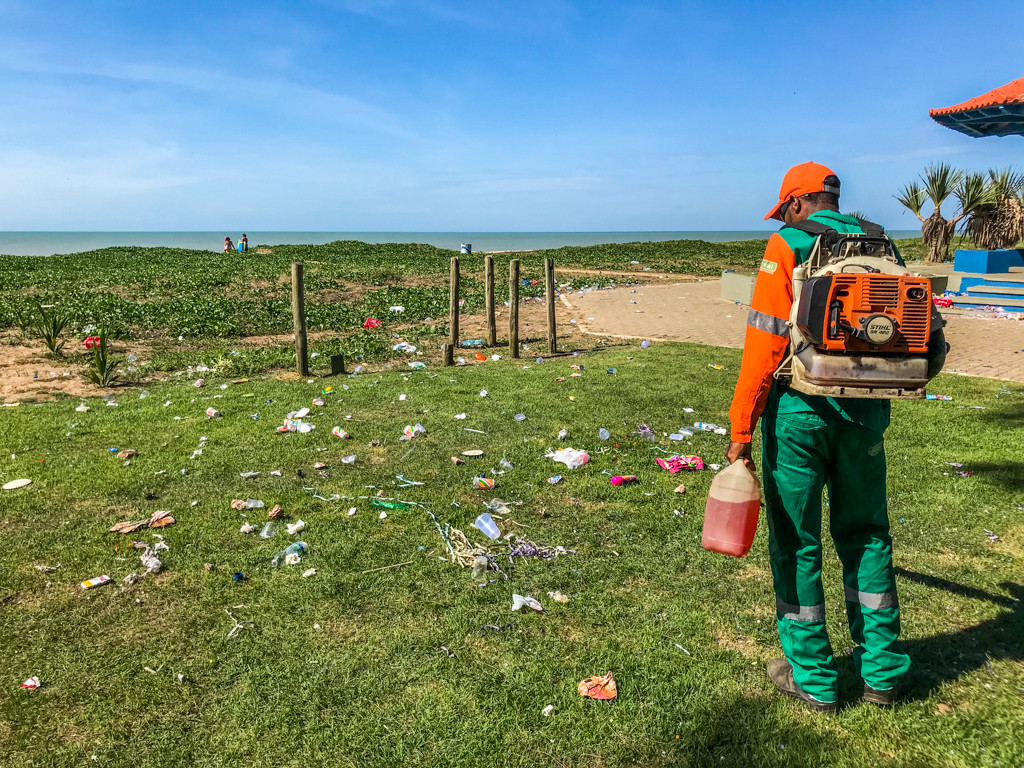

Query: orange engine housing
[[795, 273, 932, 354]]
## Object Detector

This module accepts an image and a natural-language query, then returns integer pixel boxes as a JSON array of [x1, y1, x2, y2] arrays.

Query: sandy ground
[[564, 280, 1024, 383]]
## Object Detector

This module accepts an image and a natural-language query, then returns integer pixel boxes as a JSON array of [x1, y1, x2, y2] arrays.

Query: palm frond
[[895, 182, 927, 218], [920, 162, 964, 212]]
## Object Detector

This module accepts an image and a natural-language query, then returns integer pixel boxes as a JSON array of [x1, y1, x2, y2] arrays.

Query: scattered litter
[[473, 512, 501, 539], [462, 449, 485, 458], [286, 520, 306, 535], [140, 548, 163, 574], [20, 676, 40, 690], [109, 511, 175, 534], [984, 529, 1001, 542], [440, 646, 455, 658], [611, 475, 638, 486], [268, 505, 283, 519], [240, 471, 260, 479], [548, 475, 562, 485], [122, 572, 142, 586], [454, 413, 467, 420], [402, 424, 426, 440], [674, 484, 686, 494], [578, 672, 617, 700], [542, 704, 554, 717], [348, 507, 357, 516], [548, 591, 570, 604], [379, 511, 388, 520], [675, 644, 691, 656], [708, 364, 724, 371], [34, 564, 60, 573], [480, 389, 488, 398], [511, 594, 544, 612], [303, 568, 317, 578], [598, 428, 610, 441], [259, 523, 275, 539], [393, 342, 417, 354], [657, 455, 705, 473], [514, 414, 526, 422], [361, 560, 412, 574], [925, 394, 953, 401], [558, 429, 568, 441], [81, 575, 111, 590], [3, 479, 32, 491], [546, 448, 590, 469], [225, 609, 253, 639], [363, 317, 382, 328], [271, 542, 308, 567], [206, 408, 221, 419], [240, 522, 255, 534], [474, 477, 496, 490]]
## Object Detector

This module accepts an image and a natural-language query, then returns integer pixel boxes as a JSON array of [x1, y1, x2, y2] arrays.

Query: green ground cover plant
[[0, 342, 1020, 767]]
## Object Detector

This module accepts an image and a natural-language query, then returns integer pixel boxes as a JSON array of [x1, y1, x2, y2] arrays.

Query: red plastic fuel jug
[[702, 460, 761, 557]]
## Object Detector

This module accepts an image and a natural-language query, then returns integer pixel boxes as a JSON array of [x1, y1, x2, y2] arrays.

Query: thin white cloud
[[851, 145, 973, 164]]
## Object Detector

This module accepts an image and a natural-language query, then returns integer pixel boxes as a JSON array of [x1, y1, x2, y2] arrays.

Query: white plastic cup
[[473, 512, 501, 540]]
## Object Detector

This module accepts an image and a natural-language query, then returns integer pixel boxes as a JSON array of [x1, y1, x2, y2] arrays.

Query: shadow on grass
[[668, 693, 831, 767], [959, 461, 1024, 491], [894, 568, 1024, 699]]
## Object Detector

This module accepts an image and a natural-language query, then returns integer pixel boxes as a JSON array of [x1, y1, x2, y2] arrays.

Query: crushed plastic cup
[[341, 455, 356, 464], [259, 522, 275, 539], [473, 512, 501, 540], [286, 520, 305, 535], [245, 499, 264, 509], [514, 414, 526, 422], [598, 428, 610, 441], [332, 427, 350, 439], [558, 429, 568, 441]]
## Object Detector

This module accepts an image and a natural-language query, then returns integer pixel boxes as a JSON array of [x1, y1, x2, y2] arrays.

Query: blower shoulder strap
[[784, 220, 837, 239]]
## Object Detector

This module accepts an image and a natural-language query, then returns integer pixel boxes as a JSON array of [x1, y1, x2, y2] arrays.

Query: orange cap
[[764, 162, 840, 221]]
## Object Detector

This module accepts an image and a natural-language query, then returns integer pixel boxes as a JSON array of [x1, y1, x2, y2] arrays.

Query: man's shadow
[[884, 569, 1023, 699]]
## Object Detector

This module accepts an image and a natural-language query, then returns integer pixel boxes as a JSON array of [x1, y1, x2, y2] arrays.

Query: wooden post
[[484, 255, 496, 346], [449, 256, 460, 352], [442, 343, 454, 367], [291, 262, 308, 376], [509, 259, 520, 358], [545, 257, 556, 354]]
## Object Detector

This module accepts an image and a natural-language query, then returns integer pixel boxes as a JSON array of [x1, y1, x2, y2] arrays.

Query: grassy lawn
[[1, 342, 1021, 767]]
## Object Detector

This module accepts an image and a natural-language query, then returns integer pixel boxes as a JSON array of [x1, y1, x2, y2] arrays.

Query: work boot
[[767, 658, 837, 714], [862, 677, 907, 707]]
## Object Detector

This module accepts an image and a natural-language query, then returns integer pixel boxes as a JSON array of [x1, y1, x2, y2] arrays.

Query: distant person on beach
[[223, 236, 234, 252], [238, 234, 248, 253]]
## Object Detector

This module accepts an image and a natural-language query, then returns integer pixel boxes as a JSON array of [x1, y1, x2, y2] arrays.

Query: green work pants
[[761, 408, 911, 703]]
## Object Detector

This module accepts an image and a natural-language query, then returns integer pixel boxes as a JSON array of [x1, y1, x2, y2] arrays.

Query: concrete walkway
[[563, 279, 1024, 383]]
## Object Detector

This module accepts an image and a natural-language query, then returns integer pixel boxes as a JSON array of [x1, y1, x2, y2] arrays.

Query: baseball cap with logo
[[764, 162, 841, 221]]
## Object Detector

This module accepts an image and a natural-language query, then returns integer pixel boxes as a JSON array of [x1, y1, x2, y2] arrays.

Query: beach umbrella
[[929, 76, 1024, 138]]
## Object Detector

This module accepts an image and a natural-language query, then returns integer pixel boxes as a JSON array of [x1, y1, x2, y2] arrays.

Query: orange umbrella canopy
[[930, 77, 1024, 138]]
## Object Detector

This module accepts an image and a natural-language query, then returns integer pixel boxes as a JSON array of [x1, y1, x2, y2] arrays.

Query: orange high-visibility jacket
[[728, 232, 795, 442]]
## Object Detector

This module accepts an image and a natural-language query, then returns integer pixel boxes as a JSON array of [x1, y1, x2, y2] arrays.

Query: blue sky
[[0, 0, 1021, 231]]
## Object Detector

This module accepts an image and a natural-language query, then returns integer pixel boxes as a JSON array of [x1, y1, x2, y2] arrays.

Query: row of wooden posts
[[289, 256, 557, 375]]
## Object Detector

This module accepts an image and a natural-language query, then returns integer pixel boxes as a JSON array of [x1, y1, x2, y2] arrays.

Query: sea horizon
[[0, 230, 922, 257]]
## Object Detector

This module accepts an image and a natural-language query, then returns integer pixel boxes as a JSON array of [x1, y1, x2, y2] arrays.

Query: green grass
[[0, 342, 1021, 767]]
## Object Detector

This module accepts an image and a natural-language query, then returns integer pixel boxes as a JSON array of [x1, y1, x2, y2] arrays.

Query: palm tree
[[965, 169, 1024, 250], [895, 163, 992, 262]]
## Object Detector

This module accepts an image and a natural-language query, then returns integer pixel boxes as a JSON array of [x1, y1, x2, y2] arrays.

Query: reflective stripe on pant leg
[[761, 409, 838, 703], [828, 423, 911, 690]]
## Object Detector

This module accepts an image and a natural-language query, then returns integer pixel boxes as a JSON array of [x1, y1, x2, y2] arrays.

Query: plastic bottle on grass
[[702, 461, 761, 557], [271, 542, 308, 567]]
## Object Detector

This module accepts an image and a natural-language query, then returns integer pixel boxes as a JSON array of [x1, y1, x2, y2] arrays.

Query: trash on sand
[[511, 594, 544, 612], [542, 704, 554, 717], [462, 339, 484, 348], [20, 676, 41, 690], [657, 455, 705, 473], [578, 672, 617, 700], [610, 475, 638, 486], [548, 591, 570, 604], [140, 548, 163, 574], [473, 512, 501, 539], [3, 479, 32, 491], [271, 542, 308, 567], [546, 448, 590, 469], [81, 575, 111, 590], [286, 520, 306, 535], [474, 477, 496, 490]]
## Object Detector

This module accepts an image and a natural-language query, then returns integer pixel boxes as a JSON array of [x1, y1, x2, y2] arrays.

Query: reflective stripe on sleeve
[[747, 309, 789, 338], [844, 586, 898, 610], [775, 598, 826, 622]]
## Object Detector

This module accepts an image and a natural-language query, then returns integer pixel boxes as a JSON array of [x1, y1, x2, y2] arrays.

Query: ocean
[[0, 230, 921, 257]]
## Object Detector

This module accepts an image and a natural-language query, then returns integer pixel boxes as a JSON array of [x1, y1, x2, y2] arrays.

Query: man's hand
[[725, 441, 755, 470]]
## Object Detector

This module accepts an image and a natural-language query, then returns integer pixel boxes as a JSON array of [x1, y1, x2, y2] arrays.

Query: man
[[725, 162, 910, 713]]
